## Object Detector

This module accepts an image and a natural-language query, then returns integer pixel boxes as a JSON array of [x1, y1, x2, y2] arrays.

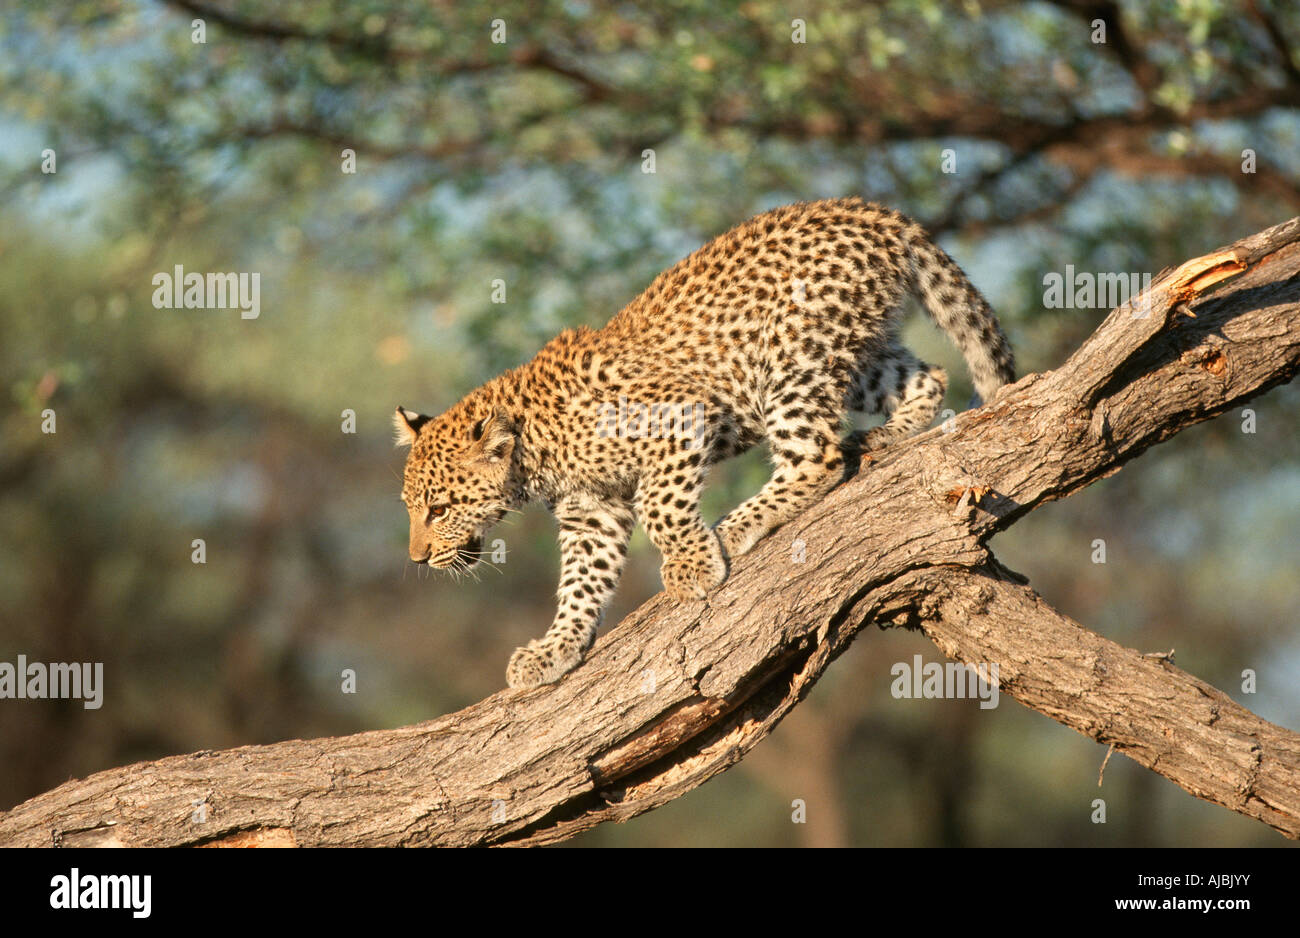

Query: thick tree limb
[[889, 564, 1300, 838], [2, 220, 1298, 847]]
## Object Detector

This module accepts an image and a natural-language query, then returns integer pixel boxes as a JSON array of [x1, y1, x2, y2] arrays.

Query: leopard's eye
[[426, 505, 448, 522]]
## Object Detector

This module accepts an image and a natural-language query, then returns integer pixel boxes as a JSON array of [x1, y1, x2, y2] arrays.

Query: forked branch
[[2, 219, 1298, 846]]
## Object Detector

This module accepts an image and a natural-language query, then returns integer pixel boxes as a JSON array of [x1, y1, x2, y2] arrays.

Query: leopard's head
[[393, 404, 520, 570]]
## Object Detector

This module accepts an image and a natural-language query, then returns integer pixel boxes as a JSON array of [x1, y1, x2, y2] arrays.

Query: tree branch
[[164, 0, 620, 100], [163, 0, 1300, 208], [1246, 0, 1300, 90], [888, 563, 1300, 838], [2, 219, 1298, 847]]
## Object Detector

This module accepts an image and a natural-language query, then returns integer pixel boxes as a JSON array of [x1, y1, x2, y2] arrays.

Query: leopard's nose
[[410, 547, 431, 564]]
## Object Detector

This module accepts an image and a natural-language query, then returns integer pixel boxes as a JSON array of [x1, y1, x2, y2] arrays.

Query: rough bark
[[2, 219, 1298, 847]]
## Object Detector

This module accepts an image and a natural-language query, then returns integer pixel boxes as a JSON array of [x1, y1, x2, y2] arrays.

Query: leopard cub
[[395, 198, 1014, 688]]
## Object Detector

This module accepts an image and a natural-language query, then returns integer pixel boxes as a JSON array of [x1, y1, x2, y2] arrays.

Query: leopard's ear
[[469, 409, 516, 464], [393, 406, 430, 447]]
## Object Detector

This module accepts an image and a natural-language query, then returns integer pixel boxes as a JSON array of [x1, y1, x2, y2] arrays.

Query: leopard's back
[[604, 198, 916, 413]]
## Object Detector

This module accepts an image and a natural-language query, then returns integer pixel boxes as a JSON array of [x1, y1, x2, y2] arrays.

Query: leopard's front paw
[[506, 641, 581, 689], [660, 540, 728, 602]]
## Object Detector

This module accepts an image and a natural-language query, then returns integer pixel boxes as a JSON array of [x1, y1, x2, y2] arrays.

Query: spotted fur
[[395, 198, 1015, 688]]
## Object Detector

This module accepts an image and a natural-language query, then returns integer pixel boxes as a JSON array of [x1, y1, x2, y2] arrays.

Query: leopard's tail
[[906, 230, 1016, 405]]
